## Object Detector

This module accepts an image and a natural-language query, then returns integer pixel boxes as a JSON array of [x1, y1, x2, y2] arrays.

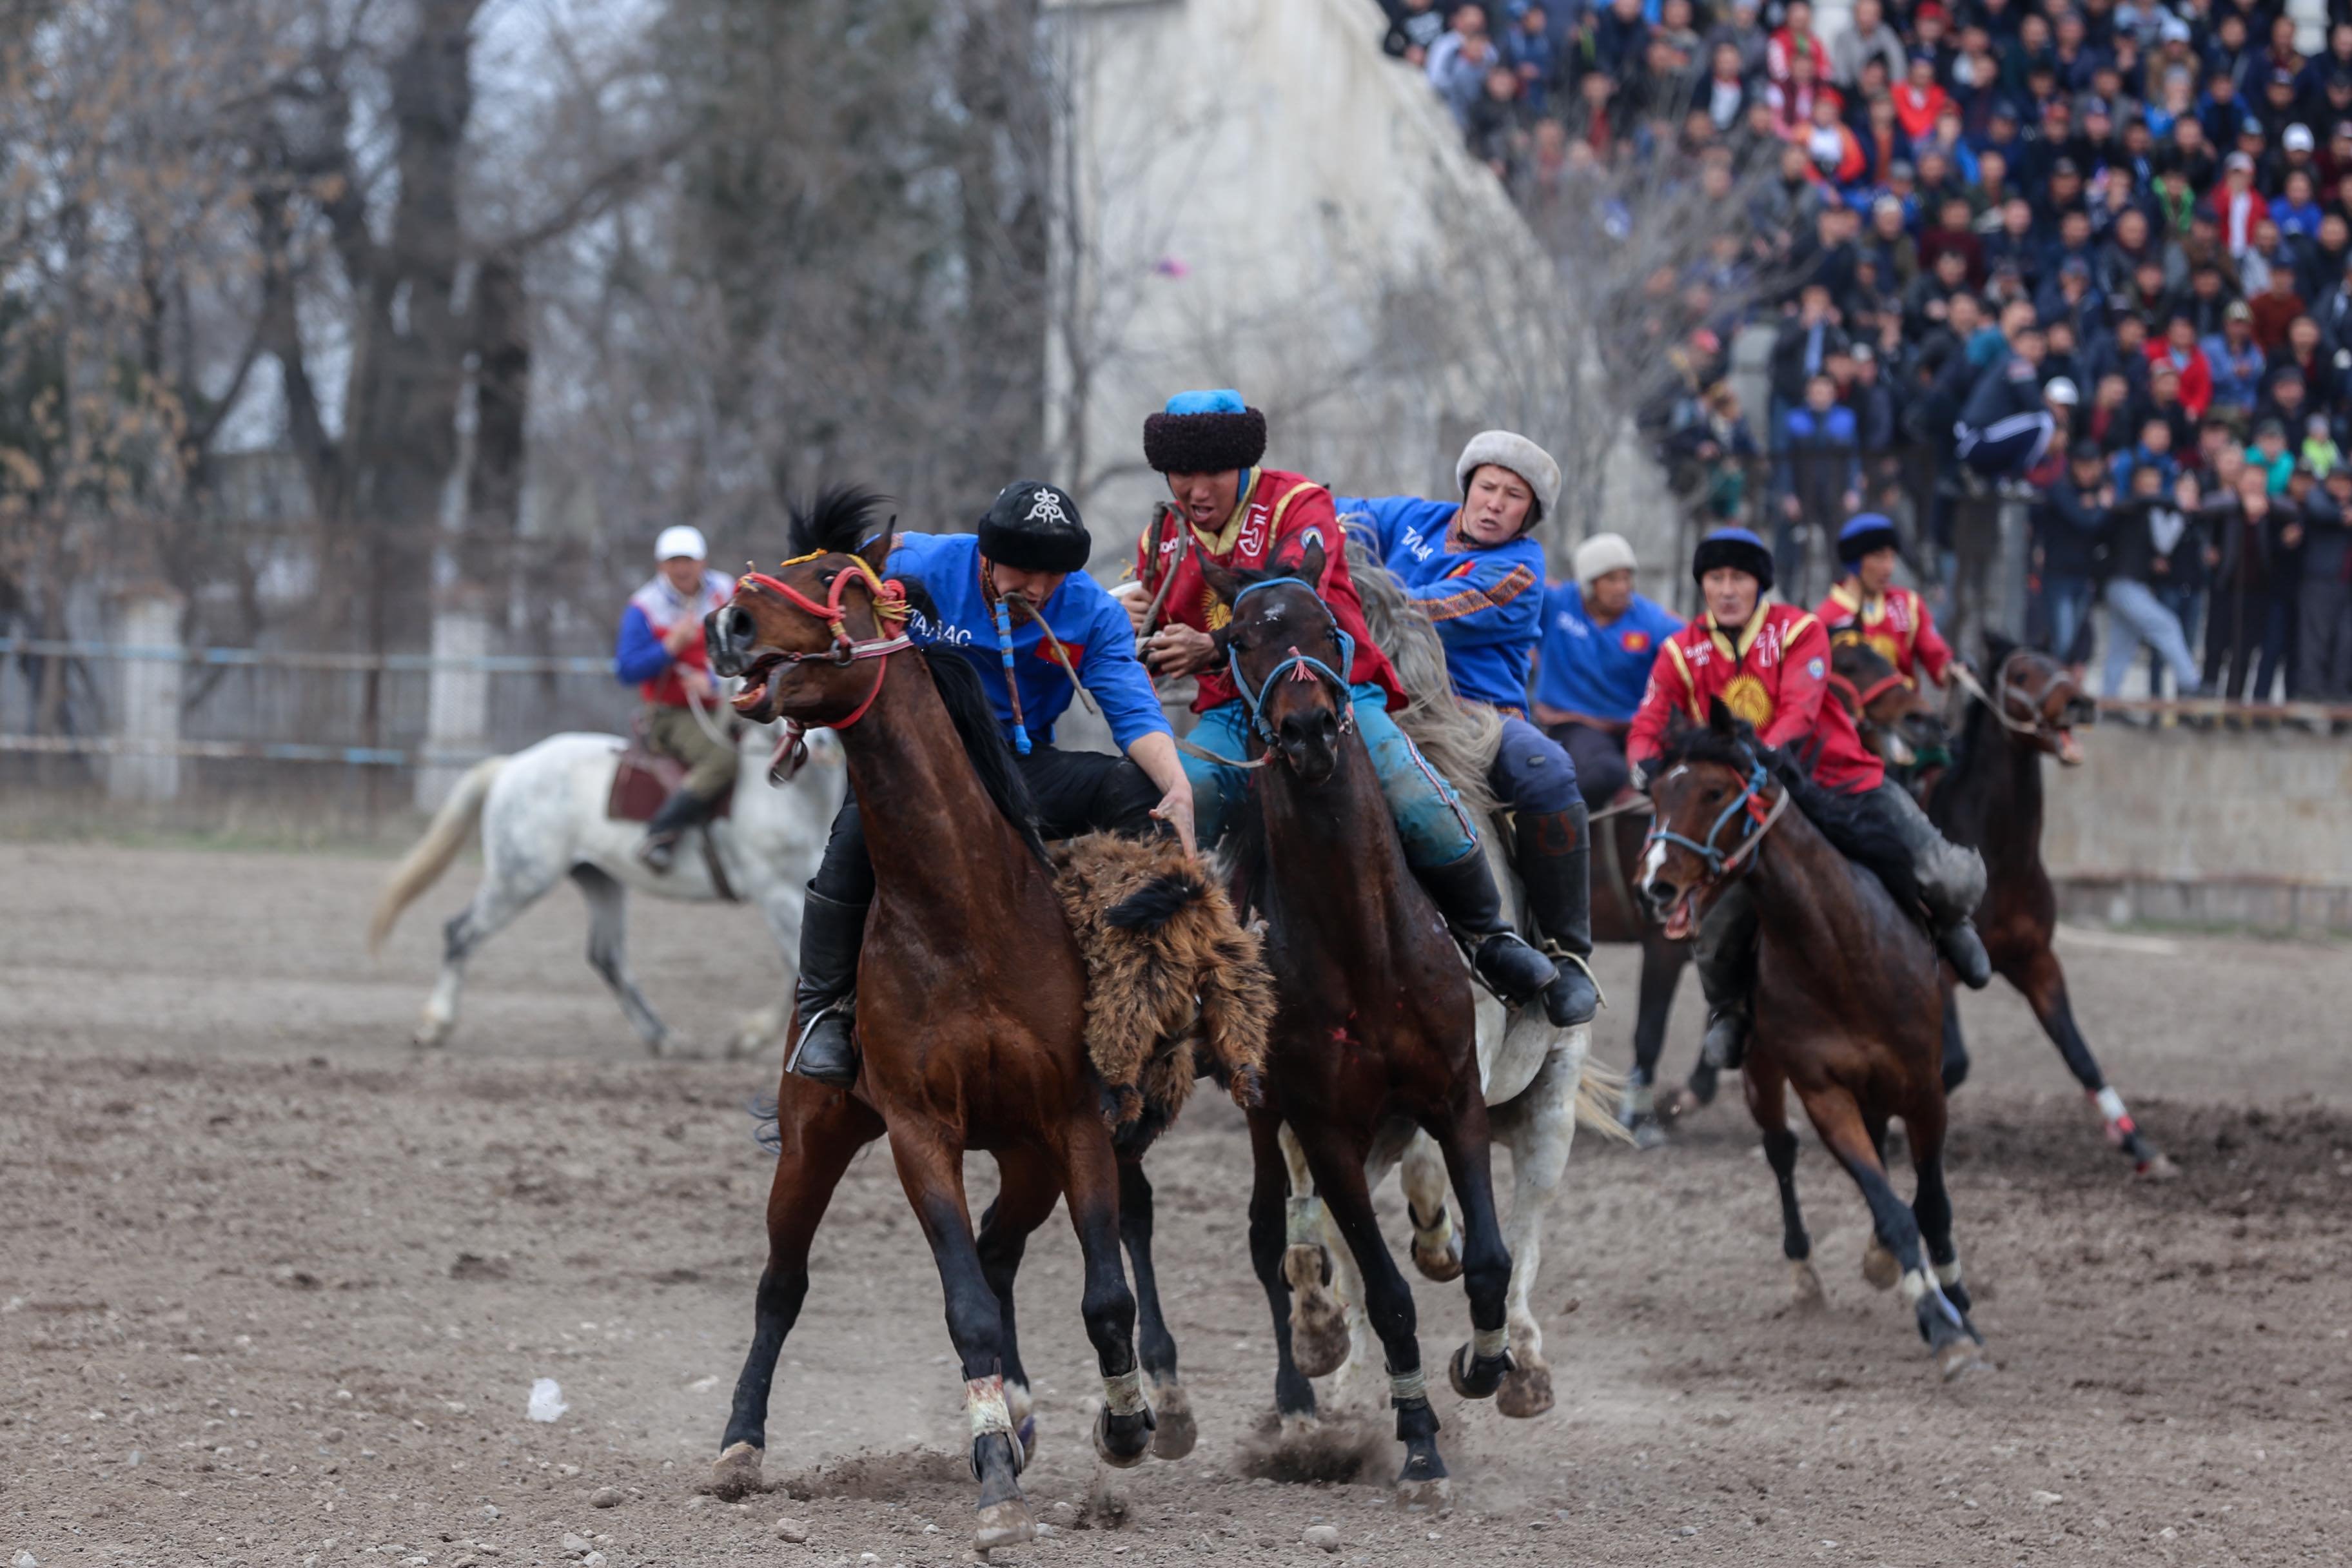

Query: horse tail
[[368, 755, 505, 954], [1568, 1052, 1636, 1142]]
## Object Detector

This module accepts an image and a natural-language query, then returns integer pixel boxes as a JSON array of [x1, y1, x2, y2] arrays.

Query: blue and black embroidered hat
[[1692, 527, 1775, 592], [1143, 388, 1268, 476], [1836, 513, 1901, 566]]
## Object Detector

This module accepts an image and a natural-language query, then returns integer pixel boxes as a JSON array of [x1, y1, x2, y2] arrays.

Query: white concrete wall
[[2044, 723, 2352, 888]]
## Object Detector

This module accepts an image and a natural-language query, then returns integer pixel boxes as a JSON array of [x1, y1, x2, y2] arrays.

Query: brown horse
[[1828, 638, 1950, 776], [1588, 802, 1700, 1143], [1642, 701, 1991, 1380], [702, 490, 1161, 1549], [1204, 545, 1520, 1491], [1919, 636, 2175, 1177]]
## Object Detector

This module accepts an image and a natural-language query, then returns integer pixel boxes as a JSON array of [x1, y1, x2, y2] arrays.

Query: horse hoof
[[1861, 1240, 1900, 1291], [412, 1020, 451, 1050], [1788, 1259, 1827, 1309], [973, 1497, 1037, 1551], [1447, 1344, 1511, 1402], [1658, 1085, 1708, 1123], [1936, 1336, 1995, 1382], [1004, 1382, 1037, 1470], [2135, 1152, 2181, 1182], [1629, 1117, 1668, 1151], [1148, 1381, 1197, 1460], [1495, 1359, 1554, 1418], [1093, 1403, 1153, 1470], [1395, 1473, 1451, 1506], [708, 1440, 765, 1500], [1283, 1247, 1349, 1378], [1410, 1228, 1463, 1284]]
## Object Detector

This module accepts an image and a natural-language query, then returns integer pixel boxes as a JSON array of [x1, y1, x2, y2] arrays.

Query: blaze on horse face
[[1201, 539, 1348, 785], [705, 534, 896, 727], [1640, 700, 1759, 944]]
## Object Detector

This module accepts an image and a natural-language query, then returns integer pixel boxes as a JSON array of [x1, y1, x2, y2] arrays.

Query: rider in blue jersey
[[1335, 430, 1600, 1027], [787, 480, 1191, 1085]]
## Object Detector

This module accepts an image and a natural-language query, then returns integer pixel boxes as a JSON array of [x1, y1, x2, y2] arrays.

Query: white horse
[[1278, 832, 1625, 1420], [368, 721, 842, 1056]]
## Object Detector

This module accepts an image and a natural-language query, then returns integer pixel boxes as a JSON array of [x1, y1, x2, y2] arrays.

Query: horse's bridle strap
[[1950, 658, 2046, 738], [1226, 576, 1357, 746], [736, 554, 914, 741], [1645, 756, 1782, 882]]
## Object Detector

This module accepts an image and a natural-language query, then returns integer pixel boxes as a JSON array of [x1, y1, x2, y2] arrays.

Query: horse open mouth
[[1656, 883, 1698, 942], [730, 654, 785, 718], [2053, 727, 2084, 766]]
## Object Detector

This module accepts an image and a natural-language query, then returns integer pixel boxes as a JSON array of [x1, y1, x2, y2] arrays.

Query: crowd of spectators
[[1375, 0, 2352, 703]]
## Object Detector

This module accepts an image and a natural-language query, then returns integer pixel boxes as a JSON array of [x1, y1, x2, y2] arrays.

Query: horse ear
[[1707, 695, 1738, 737], [1200, 556, 1241, 607], [1293, 534, 1327, 588], [857, 516, 895, 577]]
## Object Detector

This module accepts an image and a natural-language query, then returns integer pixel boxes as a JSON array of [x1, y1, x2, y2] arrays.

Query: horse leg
[[571, 865, 670, 1055], [1275, 1122, 1349, 1378], [713, 1087, 883, 1497], [975, 1148, 1061, 1471], [1424, 1092, 1515, 1406], [416, 859, 559, 1048], [1903, 1090, 1992, 1378], [1801, 1084, 1980, 1380], [2006, 945, 2177, 1179], [1294, 1122, 1449, 1495], [1491, 1043, 1582, 1416], [1939, 990, 1970, 1093], [1622, 940, 1689, 1145], [1400, 1131, 1463, 1282], [1746, 1061, 1821, 1307], [887, 1129, 1033, 1549], [1062, 1123, 1152, 1471], [1244, 1111, 1318, 1427], [1326, 1135, 1408, 1415], [1117, 1158, 1196, 1459]]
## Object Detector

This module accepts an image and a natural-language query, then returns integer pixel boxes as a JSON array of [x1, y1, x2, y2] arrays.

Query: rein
[[1226, 576, 1357, 749], [1950, 658, 2048, 740], [736, 551, 915, 782], [1644, 754, 1790, 885], [1827, 667, 1909, 714]]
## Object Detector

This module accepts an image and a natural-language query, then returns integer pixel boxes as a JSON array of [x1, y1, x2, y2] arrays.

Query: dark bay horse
[[1589, 803, 1699, 1143], [702, 491, 1158, 1549], [1919, 636, 2175, 1178], [1828, 638, 1950, 776], [1641, 702, 1991, 1380], [1204, 544, 1520, 1491]]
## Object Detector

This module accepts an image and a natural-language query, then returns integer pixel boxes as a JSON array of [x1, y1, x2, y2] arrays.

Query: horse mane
[[1338, 531, 1503, 825], [787, 481, 1047, 866], [1654, 723, 1923, 912]]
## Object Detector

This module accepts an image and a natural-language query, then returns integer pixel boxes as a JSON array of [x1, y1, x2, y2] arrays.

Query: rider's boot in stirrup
[[636, 787, 710, 874], [1514, 805, 1602, 1028], [1937, 916, 1994, 990], [787, 888, 868, 1087], [1701, 1004, 1750, 1072], [1415, 850, 1560, 1008]]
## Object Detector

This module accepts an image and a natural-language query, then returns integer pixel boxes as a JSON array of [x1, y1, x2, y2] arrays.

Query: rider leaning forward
[[1627, 527, 1992, 1071], [1336, 431, 1602, 1026], [787, 480, 1194, 1086], [613, 524, 741, 872], [1123, 389, 1565, 1015], [1816, 513, 1955, 690]]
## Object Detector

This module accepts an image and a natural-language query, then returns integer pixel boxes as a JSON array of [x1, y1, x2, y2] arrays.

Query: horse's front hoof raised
[[1861, 1239, 1900, 1291], [1495, 1358, 1554, 1418], [1093, 1402, 1155, 1469], [1148, 1379, 1197, 1460], [707, 1440, 765, 1500], [1446, 1343, 1511, 1402], [1282, 1246, 1349, 1378], [973, 1497, 1037, 1551], [1408, 1208, 1462, 1282]]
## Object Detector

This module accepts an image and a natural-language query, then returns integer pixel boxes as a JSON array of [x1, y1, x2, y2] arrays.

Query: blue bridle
[[1225, 576, 1357, 747], [1644, 752, 1774, 878]]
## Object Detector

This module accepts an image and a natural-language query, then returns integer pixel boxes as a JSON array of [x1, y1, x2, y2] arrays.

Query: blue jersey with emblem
[[1534, 584, 1684, 722], [887, 533, 1170, 752], [1334, 495, 1545, 712]]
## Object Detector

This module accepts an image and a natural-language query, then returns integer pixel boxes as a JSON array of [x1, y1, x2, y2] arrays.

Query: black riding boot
[[1415, 850, 1561, 1008], [1513, 805, 1602, 1028], [1937, 917, 1993, 990], [787, 888, 867, 1087], [1693, 883, 1758, 1072], [637, 787, 713, 874]]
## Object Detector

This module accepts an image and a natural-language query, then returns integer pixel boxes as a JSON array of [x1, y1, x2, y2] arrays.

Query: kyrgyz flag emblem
[[1620, 630, 1652, 653]]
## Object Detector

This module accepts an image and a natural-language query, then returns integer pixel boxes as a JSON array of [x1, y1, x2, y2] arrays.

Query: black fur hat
[[1142, 389, 1268, 475], [977, 480, 1091, 573], [1691, 527, 1776, 592]]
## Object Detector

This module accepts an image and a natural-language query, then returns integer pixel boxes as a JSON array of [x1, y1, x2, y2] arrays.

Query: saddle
[[604, 745, 734, 824]]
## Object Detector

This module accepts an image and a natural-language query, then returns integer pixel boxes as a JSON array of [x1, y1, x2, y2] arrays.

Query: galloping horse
[[368, 721, 839, 1055], [1642, 702, 1991, 1380], [701, 491, 1164, 1549], [1206, 545, 1521, 1491], [1921, 636, 2174, 1177]]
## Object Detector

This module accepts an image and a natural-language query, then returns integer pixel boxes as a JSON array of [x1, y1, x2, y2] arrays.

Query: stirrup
[[637, 831, 680, 872], [1545, 946, 1606, 1009], [785, 1001, 859, 1086]]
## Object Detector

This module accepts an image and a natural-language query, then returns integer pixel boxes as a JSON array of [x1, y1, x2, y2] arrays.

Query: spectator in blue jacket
[[2202, 300, 2269, 417], [1778, 371, 1863, 593], [1338, 429, 1600, 1026], [1532, 532, 1683, 807], [2032, 440, 2112, 665]]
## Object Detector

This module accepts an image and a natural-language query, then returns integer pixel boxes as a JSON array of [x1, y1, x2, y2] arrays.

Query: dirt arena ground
[[5, 839, 2350, 1568]]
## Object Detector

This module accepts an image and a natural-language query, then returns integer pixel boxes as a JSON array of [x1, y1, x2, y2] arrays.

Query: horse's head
[[706, 487, 907, 729], [1981, 632, 2093, 765], [1201, 538, 1353, 784], [1830, 637, 1948, 769], [1640, 699, 1779, 942]]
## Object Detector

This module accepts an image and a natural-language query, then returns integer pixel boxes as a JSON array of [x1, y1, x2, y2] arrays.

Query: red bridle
[[733, 555, 914, 765], [1827, 668, 1909, 714]]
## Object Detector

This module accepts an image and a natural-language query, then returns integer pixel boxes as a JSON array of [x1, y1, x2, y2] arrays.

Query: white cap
[[2044, 376, 2079, 406], [1574, 531, 1640, 584], [2285, 123, 2315, 152], [654, 524, 709, 562]]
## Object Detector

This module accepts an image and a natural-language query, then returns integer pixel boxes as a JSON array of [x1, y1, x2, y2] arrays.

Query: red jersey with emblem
[[1627, 603, 1885, 792], [1132, 467, 1407, 713], [1814, 582, 1953, 685]]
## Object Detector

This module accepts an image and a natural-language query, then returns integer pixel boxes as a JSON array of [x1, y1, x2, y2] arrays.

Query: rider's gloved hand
[[1629, 760, 1653, 796]]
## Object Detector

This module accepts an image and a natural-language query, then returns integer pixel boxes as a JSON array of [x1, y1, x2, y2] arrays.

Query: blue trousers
[[1955, 411, 2054, 476], [1489, 714, 1582, 816], [1184, 685, 1480, 869]]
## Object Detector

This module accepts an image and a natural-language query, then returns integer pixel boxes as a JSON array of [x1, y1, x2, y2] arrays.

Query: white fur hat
[[1573, 531, 1639, 584], [654, 524, 709, 561], [1456, 430, 1562, 525]]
